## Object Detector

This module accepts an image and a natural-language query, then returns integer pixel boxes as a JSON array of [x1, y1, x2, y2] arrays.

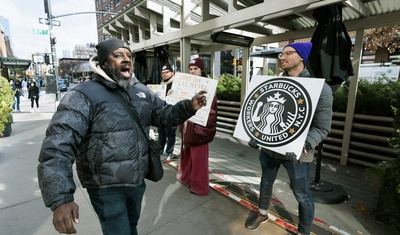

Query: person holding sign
[[244, 42, 333, 235], [177, 58, 218, 196], [158, 62, 178, 160]]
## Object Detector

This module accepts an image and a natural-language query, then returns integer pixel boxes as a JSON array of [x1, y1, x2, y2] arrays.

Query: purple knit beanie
[[284, 42, 312, 63]]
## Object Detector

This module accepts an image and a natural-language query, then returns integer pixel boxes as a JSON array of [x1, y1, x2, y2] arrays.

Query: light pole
[[44, 0, 60, 101], [42, 1, 116, 101]]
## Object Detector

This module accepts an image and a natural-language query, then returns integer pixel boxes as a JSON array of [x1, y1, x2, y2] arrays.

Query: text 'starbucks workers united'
[[242, 77, 312, 147]]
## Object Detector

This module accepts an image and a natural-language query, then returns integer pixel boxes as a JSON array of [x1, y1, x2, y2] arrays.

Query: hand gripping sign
[[233, 75, 325, 159]]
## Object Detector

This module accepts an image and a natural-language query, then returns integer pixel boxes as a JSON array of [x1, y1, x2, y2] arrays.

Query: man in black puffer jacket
[[38, 38, 208, 235]]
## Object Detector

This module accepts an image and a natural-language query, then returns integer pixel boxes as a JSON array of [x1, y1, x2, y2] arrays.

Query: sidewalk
[[0, 92, 288, 235], [163, 131, 387, 235], [1, 91, 388, 235]]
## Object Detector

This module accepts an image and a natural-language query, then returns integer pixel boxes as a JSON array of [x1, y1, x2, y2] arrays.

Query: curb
[[164, 159, 351, 235]]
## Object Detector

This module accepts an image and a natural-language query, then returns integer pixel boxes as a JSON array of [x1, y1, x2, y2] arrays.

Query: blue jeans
[[87, 182, 146, 235], [12, 96, 20, 111], [258, 150, 314, 235], [158, 126, 177, 154]]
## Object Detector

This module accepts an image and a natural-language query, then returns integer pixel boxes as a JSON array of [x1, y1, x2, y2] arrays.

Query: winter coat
[[38, 63, 197, 211], [181, 96, 217, 146], [262, 68, 333, 162], [28, 85, 40, 99]]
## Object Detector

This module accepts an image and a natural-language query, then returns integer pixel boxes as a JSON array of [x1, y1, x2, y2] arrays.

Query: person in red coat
[[177, 58, 217, 196]]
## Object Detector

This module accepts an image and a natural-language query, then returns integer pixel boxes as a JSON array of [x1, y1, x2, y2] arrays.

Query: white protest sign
[[147, 84, 167, 100], [233, 75, 325, 159], [165, 72, 218, 126]]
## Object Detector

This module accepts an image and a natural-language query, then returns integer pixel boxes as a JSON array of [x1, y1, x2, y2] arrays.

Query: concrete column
[[180, 38, 191, 73], [340, 28, 364, 166], [241, 47, 250, 104], [213, 51, 221, 79]]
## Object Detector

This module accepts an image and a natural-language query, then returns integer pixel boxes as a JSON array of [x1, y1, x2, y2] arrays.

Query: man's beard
[[105, 64, 134, 90]]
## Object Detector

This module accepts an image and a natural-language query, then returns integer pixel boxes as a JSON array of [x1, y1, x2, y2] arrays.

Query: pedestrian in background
[[177, 57, 218, 196], [37, 38, 208, 235], [244, 42, 333, 235], [12, 78, 22, 112], [28, 81, 40, 113], [21, 77, 28, 99], [158, 62, 178, 160]]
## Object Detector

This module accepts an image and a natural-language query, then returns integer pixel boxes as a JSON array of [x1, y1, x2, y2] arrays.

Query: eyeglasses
[[278, 51, 297, 59]]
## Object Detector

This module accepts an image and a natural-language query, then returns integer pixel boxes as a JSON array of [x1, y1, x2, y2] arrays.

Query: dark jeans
[[258, 150, 314, 235], [158, 126, 177, 154], [31, 97, 39, 108], [87, 182, 146, 235]]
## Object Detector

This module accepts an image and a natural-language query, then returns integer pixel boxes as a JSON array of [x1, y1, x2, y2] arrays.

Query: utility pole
[[44, 0, 60, 101]]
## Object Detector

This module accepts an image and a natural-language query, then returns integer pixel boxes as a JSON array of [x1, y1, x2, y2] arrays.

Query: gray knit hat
[[95, 39, 131, 65]]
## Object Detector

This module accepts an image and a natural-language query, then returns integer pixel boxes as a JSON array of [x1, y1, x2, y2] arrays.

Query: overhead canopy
[[0, 56, 32, 70], [98, 0, 400, 56]]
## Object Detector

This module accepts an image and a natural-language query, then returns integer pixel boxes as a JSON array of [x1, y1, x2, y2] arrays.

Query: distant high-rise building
[[95, 0, 133, 42], [0, 16, 14, 58], [72, 44, 96, 59]]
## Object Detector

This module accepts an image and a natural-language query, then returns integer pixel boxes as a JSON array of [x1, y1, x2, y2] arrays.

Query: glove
[[284, 152, 297, 161], [248, 138, 259, 149]]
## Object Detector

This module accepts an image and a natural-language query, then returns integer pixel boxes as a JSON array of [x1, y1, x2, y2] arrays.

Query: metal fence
[[216, 100, 397, 167]]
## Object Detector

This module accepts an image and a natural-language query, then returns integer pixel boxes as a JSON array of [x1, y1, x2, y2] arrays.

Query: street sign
[[32, 28, 48, 35], [38, 17, 61, 26]]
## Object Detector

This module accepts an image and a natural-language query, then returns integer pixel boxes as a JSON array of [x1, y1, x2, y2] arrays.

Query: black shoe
[[245, 210, 269, 231]]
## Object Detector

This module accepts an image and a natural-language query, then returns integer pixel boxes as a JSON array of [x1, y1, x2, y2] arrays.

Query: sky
[[0, 0, 98, 60]]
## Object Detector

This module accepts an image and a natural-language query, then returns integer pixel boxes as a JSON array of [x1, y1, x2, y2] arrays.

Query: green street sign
[[32, 29, 48, 35]]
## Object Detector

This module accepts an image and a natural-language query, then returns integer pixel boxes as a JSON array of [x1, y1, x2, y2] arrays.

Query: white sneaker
[[31, 109, 34, 113], [36, 109, 40, 112]]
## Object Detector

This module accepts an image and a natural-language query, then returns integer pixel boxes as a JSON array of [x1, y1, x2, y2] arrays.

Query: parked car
[[58, 79, 68, 92], [61, 78, 69, 87]]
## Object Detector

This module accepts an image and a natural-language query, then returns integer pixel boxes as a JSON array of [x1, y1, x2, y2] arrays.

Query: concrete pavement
[[2, 87, 387, 235], [0, 91, 289, 235]]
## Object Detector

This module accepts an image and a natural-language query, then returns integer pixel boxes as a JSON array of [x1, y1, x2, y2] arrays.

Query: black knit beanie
[[95, 38, 131, 65]]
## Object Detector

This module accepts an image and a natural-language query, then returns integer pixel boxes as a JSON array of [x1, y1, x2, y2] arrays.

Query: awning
[[0, 56, 32, 70]]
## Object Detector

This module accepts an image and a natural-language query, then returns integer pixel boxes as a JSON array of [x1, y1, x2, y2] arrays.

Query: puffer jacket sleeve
[[37, 91, 91, 211], [149, 88, 197, 128], [305, 82, 333, 149]]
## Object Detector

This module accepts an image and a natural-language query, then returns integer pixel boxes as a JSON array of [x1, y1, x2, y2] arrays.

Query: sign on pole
[[38, 17, 61, 26], [32, 28, 49, 35]]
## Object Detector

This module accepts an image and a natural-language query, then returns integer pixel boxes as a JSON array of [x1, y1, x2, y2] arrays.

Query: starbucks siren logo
[[242, 77, 312, 147]]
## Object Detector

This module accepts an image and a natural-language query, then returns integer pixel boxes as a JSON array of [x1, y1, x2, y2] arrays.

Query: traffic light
[[44, 54, 50, 64], [232, 58, 236, 66], [51, 37, 57, 45], [44, 0, 49, 14]]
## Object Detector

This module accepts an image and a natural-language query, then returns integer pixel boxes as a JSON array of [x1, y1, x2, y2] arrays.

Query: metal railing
[[216, 100, 397, 167]]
